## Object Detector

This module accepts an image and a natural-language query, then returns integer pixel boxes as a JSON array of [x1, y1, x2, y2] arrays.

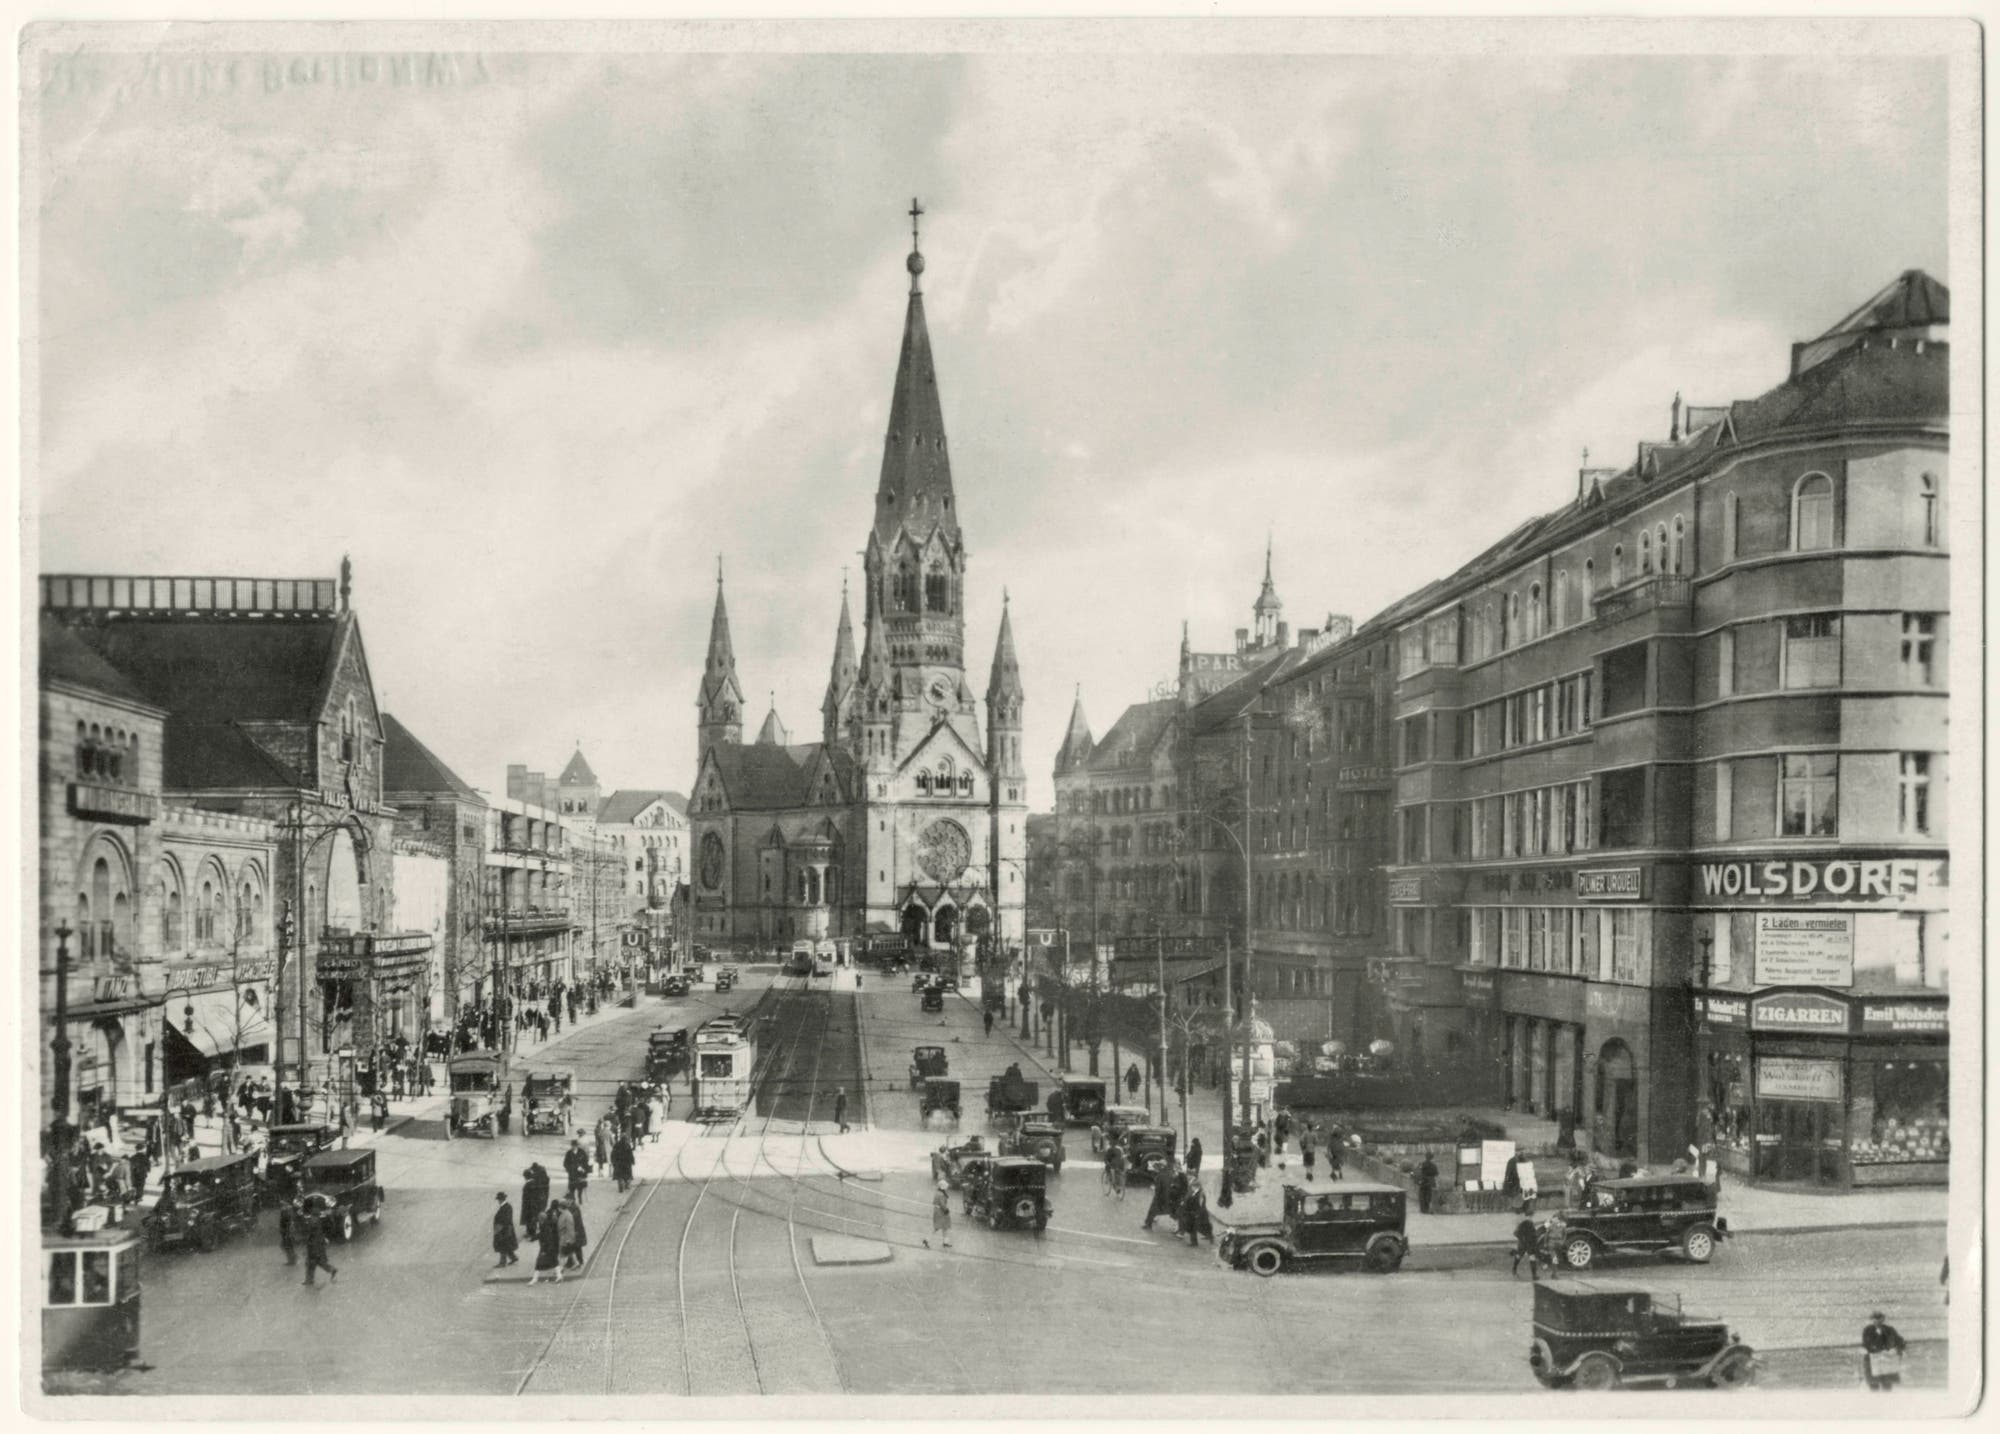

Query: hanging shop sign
[[1460, 969, 1498, 1003], [1756, 1056, 1843, 1102], [1576, 867, 1645, 900], [1857, 1000, 1948, 1036], [1695, 856, 1943, 906], [1750, 991, 1850, 1034], [1387, 875, 1426, 905], [1752, 912, 1855, 988], [1697, 994, 1747, 1028]]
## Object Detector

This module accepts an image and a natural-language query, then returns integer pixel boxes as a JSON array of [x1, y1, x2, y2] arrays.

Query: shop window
[[1898, 753, 1934, 836], [1792, 473, 1835, 551], [1778, 753, 1838, 838], [1781, 614, 1842, 689], [1900, 614, 1938, 686], [1851, 1059, 1948, 1169]]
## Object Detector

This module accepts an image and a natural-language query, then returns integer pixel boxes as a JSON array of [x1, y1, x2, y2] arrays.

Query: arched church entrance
[[932, 904, 957, 947], [901, 903, 930, 948]]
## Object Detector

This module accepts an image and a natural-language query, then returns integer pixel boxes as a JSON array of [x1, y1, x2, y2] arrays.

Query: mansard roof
[[597, 789, 688, 825]]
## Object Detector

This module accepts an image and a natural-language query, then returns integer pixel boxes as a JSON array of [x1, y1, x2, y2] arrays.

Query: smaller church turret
[[985, 592, 1025, 782], [698, 559, 745, 758], [822, 579, 859, 750], [1054, 687, 1094, 775], [858, 597, 894, 770], [1253, 536, 1285, 650]]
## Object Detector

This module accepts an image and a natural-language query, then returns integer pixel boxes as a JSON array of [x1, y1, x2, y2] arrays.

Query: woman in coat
[[1185, 1137, 1204, 1174], [611, 1134, 635, 1194], [530, 1207, 564, 1284], [555, 1200, 580, 1271], [492, 1193, 520, 1267], [520, 1164, 549, 1239], [594, 1118, 612, 1175]]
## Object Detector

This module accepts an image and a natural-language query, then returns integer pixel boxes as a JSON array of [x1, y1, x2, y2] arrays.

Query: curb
[[814, 1135, 884, 1183]]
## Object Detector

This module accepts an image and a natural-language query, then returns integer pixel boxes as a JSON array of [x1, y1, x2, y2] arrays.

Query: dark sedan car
[[1544, 1174, 1729, 1270]]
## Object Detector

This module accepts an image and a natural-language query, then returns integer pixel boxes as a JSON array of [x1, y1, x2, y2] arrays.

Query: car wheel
[[1681, 1226, 1716, 1263], [1365, 1239, 1405, 1274], [369, 1197, 382, 1225], [1247, 1244, 1284, 1277], [1571, 1353, 1619, 1391], [339, 1211, 356, 1243], [1710, 1350, 1756, 1390], [144, 1226, 166, 1255], [1563, 1236, 1596, 1270]]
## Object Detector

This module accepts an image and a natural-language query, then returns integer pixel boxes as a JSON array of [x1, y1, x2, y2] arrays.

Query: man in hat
[[1861, 1312, 1907, 1391], [1511, 1203, 1544, 1279]]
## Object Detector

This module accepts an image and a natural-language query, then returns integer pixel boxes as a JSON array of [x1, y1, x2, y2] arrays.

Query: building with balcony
[[382, 711, 489, 1023], [40, 564, 432, 1101], [482, 797, 575, 992]]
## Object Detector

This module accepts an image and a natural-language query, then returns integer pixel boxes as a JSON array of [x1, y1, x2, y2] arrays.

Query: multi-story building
[[41, 566, 430, 1103], [1364, 270, 1949, 1182], [482, 797, 575, 993], [595, 788, 688, 958], [381, 712, 489, 1023]]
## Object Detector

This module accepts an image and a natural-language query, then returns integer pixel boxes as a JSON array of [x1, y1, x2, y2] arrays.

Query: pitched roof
[[58, 613, 348, 725], [872, 242, 960, 551], [1084, 699, 1177, 772], [988, 598, 1023, 699], [165, 716, 299, 789], [1185, 647, 1302, 734], [381, 711, 482, 801], [1054, 690, 1093, 773], [756, 705, 790, 746], [596, 789, 689, 825], [558, 748, 597, 786], [1817, 268, 1948, 339], [38, 615, 163, 711], [707, 741, 830, 811], [699, 570, 741, 709]]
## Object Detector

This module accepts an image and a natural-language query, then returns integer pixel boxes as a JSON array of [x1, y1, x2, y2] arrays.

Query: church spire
[[986, 592, 1025, 781], [873, 198, 959, 551], [822, 578, 859, 748], [1055, 686, 1094, 775], [698, 558, 745, 757], [1253, 536, 1284, 648]]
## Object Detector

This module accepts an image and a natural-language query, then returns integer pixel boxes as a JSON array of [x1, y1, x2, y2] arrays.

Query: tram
[[42, 1230, 141, 1373], [811, 941, 836, 978], [691, 1017, 755, 1121], [787, 940, 815, 978]]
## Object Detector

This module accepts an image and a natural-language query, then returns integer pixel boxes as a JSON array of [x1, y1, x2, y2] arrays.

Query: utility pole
[[48, 922, 74, 1233], [1240, 709, 1256, 1130], [1219, 929, 1234, 1208]]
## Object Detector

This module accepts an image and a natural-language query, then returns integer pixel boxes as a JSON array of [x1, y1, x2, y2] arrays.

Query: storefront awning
[[168, 985, 274, 1060]]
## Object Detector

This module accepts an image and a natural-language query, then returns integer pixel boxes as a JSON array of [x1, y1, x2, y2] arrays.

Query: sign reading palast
[[1576, 867, 1644, 900], [1697, 856, 1943, 905], [1750, 991, 1850, 1033]]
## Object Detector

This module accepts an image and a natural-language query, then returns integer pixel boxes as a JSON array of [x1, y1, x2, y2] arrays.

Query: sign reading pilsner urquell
[[1753, 911, 1856, 987]]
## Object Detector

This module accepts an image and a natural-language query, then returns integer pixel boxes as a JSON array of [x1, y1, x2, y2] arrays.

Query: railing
[[42, 573, 339, 617], [1590, 574, 1692, 624]]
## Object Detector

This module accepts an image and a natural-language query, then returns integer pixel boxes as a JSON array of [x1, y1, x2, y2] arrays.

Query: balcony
[[484, 907, 572, 937], [1590, 574, 1693, 627]]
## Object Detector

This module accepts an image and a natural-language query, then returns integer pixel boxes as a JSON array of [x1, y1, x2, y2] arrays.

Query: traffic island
[[810, 1235, 894, 1265]]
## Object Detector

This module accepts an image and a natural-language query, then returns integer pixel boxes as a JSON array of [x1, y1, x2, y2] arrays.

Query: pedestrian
[[1185, 1137, 1203, 1174], [1103, 1142, 1127, 1198], [1861, 1312, 1906, 1390], [564, 1138, 591, 1203], [1299, 1123, 1318, 1180], [594, 1118, 611, 1175], [560, 1196, 589, 1269], [982, 1008, 995, 1037], [1253, 1122, 1270, 1170], [925, 1178, 953, 1249], [338, 1102, 354, 1150], [498, 1088, 512, 1136], [301, 1208, 338, 1286], [611, 1133, 635, 1194], [1125, 1063, 1142, 1100], [1327, 1132, 1344, 1181], [278, 1199, 299, 1266], [370, 1092, 388, 1132], [1143, 1167, 1185, 1232], [647, 1091, 666, 1143], [1417, 1153, 1440, 1215], [493, 1192, 520, 1267], [1502, 1152, 1521, 1197], [834, 1087, 850, 1134], [391, 1064, 406, 1101], [128, 1148, 151, 1208], [1179, 1182, 1213, 1247], [530, 1207, 563, 1284], [1510, 1203, 1542, 1279]]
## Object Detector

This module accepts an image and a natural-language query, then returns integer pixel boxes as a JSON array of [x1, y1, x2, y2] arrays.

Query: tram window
[[700, 1053, 732, 1077], [115, 1245, 136, 1297], [81, 1250, 112, 1305], [48, 1252, 77, 1306]]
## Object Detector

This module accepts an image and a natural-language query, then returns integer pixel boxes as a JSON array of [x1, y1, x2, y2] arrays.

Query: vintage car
[[521, 1073, 574, 1135], [714, 968, 737, 994], [261, 1122, 337, 1205], [963, 1155, 1052, 1232], [1545, 1174, 1729, 1270], [1219, 1182, 1410, 1276], [912, 971, 934, 993], [909, 1045, 950, 1088], [920, 987, 945, 1013], [1528, 1282, 1757, 1391], [920, 1078, 962, 1123], [998, 1117, 1067, 1174], [661, 974, 690, 997], [1054, 1077, 1109, 1126], [446, 1051, 508, 1138], [647, 1028, 690, 1083], [986, 1070, 1040, 1117], [929, 1136, 994, 1190], [296, 1149, 386, 1243], [1109, 1123, 1177, 1182], [142, 1152, 263, 1253], [1088, 1104, 1154, 1153]]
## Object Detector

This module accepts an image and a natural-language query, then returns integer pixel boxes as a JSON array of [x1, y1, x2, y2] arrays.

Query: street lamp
[[48, 922, 75, 1233]]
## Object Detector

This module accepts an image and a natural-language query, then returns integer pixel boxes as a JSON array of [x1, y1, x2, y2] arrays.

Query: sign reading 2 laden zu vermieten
[[1752, 911, 1855, 987]]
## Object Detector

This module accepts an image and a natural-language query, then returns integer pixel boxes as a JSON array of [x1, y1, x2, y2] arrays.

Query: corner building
[[689, 218, 1027, 963], [1374, 272, 1948, 1182]]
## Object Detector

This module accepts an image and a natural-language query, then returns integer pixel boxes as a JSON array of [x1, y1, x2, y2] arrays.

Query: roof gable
[[897, 717, 987, 777], [381, 712, 482, 801], [1084, 699, 1177, 773]]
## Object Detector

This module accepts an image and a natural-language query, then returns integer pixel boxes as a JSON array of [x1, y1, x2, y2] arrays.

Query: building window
[[1898, 754, 1933, 837], [1655, 523, 1668, 574], [1901, 614, 1938, 686], [1581, 559, 1594, 614], [1716, 629, 1736, 698], [1714, 762, 1733, 841], [1919, 473, 1940, 547], [1792, 473, 1835, 551], [1779, 754, 1839, 838], [1781, 615, 1841, 689], [1553, 570, 1569, 628], [1639, 531, 1651, 575], [1610, 545, 1624, 586], [1598, 768, 1645, 848], [1527, 582, 1544, 639], [1672, 515, 1686, 574], [1610, 909, 1646, 984]]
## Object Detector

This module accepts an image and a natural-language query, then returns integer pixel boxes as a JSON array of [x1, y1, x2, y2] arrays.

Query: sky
[[27, 36, 1951, 810]]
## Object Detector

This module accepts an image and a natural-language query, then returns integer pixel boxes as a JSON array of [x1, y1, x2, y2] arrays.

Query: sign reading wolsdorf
[[1696, 857, 1942, 905]]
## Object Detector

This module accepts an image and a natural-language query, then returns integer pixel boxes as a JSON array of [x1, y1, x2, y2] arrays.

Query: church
[[687, 207, 1027, 961]]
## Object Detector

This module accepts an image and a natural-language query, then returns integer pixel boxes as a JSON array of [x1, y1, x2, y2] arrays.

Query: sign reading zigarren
[[1697, 857, 1942, 905]]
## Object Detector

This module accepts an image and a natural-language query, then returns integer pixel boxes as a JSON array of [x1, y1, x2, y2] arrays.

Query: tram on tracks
[[691, 1016, 755, 1121]]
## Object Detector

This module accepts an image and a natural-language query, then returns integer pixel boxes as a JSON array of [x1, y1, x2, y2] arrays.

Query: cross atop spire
[[906, 196, 926, 294]]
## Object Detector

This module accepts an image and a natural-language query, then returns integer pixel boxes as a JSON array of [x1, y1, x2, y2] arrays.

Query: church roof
[[1054, 690, 1093, 774], [38, 615, 163, 711], [756, 704, 790, 746], [597, 789, 688, 825], [706, 741, 854, 811], [1084, 699, 1177, 773], [873, 221, 960, 551], [57, 610, 354, 726], [381, 711, 482, 801], [988, 597, 1023, 699], [700, 565, 742, 709], [164, 716, 301, 790], [558, 748, 597, 786]]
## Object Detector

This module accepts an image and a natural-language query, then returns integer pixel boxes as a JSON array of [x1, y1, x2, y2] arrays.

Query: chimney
[[1278, 621, 1290, 649], [1235, 627, 1249, 654], [1576, 446, 1591, 503], [1670, 391, 1683, 442], [506, 764, 527, 800]]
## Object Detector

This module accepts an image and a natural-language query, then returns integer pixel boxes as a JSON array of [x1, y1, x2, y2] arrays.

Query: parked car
[[296, 1149, 386, 1243], [963, 1156, 1052, 1232], [909, 1045, 949, 1089], [1543, 1174, 1729, 1270], [1528, 1282, 1756, 1390], [714, 968, 737, 994], [998, 1117, 1067, 1174], [1111, 1123, 1177, 1182], [142, 1152, 262, 1253], [261, 1123, 337, 1205], [1088, 1104, 1153, 1153], [1219, 1182, 1410, 1276]]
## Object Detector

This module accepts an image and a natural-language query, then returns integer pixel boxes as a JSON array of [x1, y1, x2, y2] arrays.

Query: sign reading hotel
[[1696, 856, 1943, 906], [1752, 911, 1855, 987], [1576, 867, 1644, 900], [1750, 991, 1850, 1034]]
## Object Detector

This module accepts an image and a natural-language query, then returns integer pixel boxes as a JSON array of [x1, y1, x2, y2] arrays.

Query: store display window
[[1850, 1058, 1948, 1166], [1705, 1051, 1750, 1157]]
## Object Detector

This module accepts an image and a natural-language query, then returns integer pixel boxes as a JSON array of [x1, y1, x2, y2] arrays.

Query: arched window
[[1553, 570, 1569, 628], [1527, 582, 1544, 639], [1611, 545, 1624, 586], [1639, 530, 1652, 575], [1655, 523, 1668, 573], [1581, 558, 1595, 614], [1671, 515, 1686, 574], [196, 872, 220, 945], [1792, 472, 1835, 551], [925, 566, 950, 614], [1919, 473, 1940, 547]]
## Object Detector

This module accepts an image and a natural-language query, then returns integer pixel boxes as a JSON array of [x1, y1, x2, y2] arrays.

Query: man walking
[[1861, 1312, 1907, 1391], [833, 1087, 850, 1134], [1299, 1122, 1319, 1181], [301, 1208, 338, 1286], [278, 1199, 298, 1266], [594, 1117, 612, 1176], [564, 1138, 591, 1204], [1103, 1142, 1127, 1199], [493, 1192, 520, 1267], [611, 1132, 635, 1194], [1510, 1203, 1543, 1279], [982, 1008, 995, 1037], [1417, 1153, 1440, 1215]]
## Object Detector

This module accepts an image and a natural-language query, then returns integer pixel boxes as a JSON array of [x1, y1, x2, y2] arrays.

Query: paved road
[[57, 973, 1951, 1400]]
